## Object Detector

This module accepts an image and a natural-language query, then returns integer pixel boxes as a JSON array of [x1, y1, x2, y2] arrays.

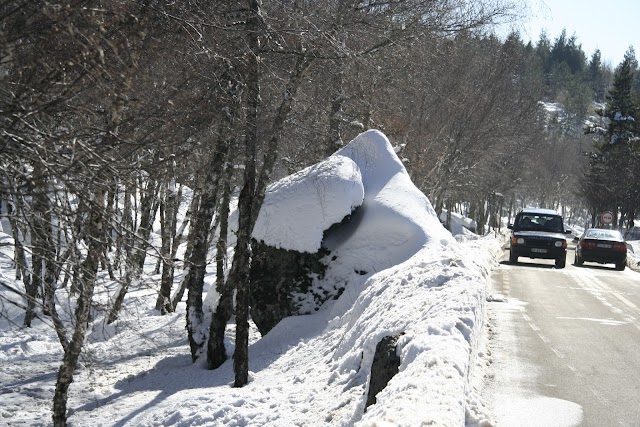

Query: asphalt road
[[484, 245, 640, 427]]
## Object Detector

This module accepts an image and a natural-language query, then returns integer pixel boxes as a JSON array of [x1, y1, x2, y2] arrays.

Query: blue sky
[[515, 0, 639, 67]]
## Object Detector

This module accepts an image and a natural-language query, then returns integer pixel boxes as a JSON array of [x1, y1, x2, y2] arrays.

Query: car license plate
[[531, 248, 547, 253], [597, 244, 612, 248]]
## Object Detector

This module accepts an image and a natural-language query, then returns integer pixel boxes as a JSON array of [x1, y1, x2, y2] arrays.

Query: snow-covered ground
[[1, 129, 637, 426], [0, 231, 501, 427]]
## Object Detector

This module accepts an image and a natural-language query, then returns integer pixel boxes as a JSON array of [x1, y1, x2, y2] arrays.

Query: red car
[[574, 228, 627, 271]]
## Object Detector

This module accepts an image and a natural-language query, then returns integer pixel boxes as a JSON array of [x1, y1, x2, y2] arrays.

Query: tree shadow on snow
[[71, 312, 337, 425], [71, 351, 238, 426]]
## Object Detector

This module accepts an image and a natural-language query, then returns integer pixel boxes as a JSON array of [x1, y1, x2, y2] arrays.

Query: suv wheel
[[616, 262, 626, 271], [555, 256, 566, 269], [575, 253, 583, 266], [509, 250, 518, 264]]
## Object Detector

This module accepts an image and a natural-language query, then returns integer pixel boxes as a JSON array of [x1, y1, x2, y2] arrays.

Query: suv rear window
[[515, 213, 563, 233]]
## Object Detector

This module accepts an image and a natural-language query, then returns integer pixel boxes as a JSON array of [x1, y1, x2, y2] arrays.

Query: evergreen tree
[[549, 29, 568, 69], [549, 29, 587, 75], [588, 49, 607, 102], [541, 29, 590, 118], [605, 48, 638, 145], [535, 31, 553, 98], [565, 34, 587, 75], [584, 47, 640, 228]]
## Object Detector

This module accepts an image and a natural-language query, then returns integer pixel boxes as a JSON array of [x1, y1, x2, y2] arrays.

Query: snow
[[613, 111, 635, 122], [253, 155, 364, 253], [439, 209, 478, 238], [627, 240, 640, 269], [540, 101, 564, 115], [0, 130, 523, 426]]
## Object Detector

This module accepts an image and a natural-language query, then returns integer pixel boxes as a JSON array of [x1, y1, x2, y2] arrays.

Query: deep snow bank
[[242, 130, 498, 425], [125, 234, 501, 427]]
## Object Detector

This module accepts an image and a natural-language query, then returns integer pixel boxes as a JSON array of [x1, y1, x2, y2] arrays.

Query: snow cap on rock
[[252, 154, 365, 253]]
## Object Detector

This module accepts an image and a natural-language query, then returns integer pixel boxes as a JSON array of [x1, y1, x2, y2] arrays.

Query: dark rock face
[[248, 208, 360, 335], [249, 240, 330, 335], [365, 334, 402, 410]]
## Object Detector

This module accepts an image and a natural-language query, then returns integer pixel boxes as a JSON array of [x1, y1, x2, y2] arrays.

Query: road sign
[[601, 211, 614, 224]]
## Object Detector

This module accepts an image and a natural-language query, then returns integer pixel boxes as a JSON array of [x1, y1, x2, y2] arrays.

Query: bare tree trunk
[[433, 187, 445, 223], [10, 218, 29, 283], [137, 179, 161, 270], [232, 0, 262, 386], [206, 160, 234, 370], [169, 184, 184, 262], [6, 190, 30, 286], [171, 183, 201, 310], [231, 168, 254, 386], [180, 175, 202, 270], [107, 178, 159, 324], [27, 240, 42, 326], [155, 184, 168, 280], [476, 197, 487, 235], [209, 9, 312, 379], [189, 54, 245, 364], [156, 179, 179, 314], [497, 195, 505, 231], [52, 188, 106, 427], [184, 135, 230, 361], [27, 162, 51, 326], [113, 181, 130, 272], [216, 163, 233, 296], [325, 55, 344, 156], [507, 193, 515, 226]]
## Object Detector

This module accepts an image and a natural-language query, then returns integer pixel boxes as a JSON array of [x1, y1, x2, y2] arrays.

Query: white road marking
[[554, 317, 628, 326], [568, 269, 639, 324]]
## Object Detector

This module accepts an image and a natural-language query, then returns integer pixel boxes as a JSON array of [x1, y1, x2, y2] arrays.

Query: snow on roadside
[[0, 129, 504, 426], [0, 231, 502, 426], [627, 240, 640, 271]]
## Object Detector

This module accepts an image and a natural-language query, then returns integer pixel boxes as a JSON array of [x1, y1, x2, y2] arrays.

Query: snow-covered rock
[[312, 130, 454, 309], [250, 130, 455, 332]]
